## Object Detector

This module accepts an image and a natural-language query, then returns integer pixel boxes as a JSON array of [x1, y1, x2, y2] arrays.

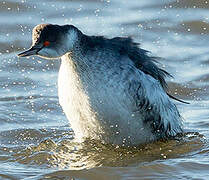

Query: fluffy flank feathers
[[82, 35, 171, 90]]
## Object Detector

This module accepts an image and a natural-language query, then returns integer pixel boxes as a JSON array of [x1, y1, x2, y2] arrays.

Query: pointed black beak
[[17, 45, 43, 57]]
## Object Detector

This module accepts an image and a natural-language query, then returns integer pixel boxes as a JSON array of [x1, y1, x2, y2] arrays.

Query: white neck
[[65, 29, 78, 51]]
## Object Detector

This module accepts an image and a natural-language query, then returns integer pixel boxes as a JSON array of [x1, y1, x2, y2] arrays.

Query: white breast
[[58, 54, 104, 142]]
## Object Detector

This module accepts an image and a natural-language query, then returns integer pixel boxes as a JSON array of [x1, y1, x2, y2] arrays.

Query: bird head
[[18, 24, 79, 59]]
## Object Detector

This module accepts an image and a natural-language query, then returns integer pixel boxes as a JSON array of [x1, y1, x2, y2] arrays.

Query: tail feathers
[[167, 93, 190, 104]]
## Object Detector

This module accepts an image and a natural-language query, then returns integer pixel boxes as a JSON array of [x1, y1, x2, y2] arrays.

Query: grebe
[[18, 24, 186, 146]]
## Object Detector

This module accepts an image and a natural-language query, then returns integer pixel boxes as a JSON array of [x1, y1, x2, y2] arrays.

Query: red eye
[[43, 41, 50, 46]]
